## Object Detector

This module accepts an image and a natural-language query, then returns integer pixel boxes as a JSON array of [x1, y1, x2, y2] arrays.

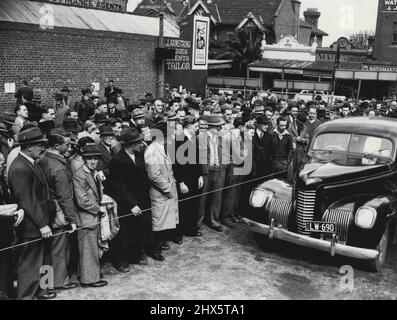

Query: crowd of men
[[0, 79, 396, 300]]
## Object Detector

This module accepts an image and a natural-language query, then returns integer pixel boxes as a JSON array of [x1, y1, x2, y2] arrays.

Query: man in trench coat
[[144, 121, 179, 261]]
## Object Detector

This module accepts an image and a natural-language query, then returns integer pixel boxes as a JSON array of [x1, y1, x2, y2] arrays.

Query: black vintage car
[[242, 117, 397, 272]]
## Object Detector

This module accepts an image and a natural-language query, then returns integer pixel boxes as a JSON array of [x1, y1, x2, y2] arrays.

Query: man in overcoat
[[109, 128, 153, 270], [8, 127, 57, 300], [37, 131, 78, 291], [144, 121, 179, 261]]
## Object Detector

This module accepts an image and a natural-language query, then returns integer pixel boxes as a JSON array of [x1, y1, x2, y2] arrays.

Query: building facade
[[0, 0, 179, 111]]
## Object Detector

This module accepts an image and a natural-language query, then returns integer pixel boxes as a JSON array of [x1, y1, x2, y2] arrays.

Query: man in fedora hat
[[8, 127, 58, 300], [173, 116, 204, 238], [197, 115, 227, 233], [97, 125, 117, 187], [62, 118, 83, 139], [109, 128, 152, 269], [72, 144, 108, 288], [37, 130, 78, 292], [252, 115, 274, 178]]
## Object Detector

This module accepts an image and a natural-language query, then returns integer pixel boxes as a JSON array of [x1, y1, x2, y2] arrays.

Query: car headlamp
[[355, 206, 377, 229], [249, 189, 273, 208]]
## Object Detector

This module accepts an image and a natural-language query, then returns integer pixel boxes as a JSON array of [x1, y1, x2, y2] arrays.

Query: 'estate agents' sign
[[34, 0, 127, 13]]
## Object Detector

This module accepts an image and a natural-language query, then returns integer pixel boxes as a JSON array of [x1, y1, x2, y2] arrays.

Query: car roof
[[315, 117, 397, 141]]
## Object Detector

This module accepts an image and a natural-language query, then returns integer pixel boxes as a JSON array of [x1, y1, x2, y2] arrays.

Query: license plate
[[305, 222, 336, 233]]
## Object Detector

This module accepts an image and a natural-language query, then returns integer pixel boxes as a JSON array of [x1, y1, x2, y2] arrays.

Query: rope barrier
[[0, 170, 287, 253]]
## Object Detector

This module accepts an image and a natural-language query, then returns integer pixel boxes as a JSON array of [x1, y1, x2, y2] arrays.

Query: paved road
[[57, 223, 397, 300]]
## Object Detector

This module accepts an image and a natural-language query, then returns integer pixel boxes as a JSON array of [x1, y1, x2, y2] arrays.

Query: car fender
[[255, 179, 293, 201], [328, 194, 397, 248]]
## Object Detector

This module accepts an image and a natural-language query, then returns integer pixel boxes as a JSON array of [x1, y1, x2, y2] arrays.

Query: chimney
[[304, 8, 321, 28]]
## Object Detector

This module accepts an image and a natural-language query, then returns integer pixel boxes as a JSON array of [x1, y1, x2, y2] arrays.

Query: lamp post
[[331, 41, 341, 105]]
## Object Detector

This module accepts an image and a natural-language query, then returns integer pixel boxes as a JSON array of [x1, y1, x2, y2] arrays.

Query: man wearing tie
[[8, 127, 57, 300], [197, 115, 227, 233], [252, 115, 274, 178]]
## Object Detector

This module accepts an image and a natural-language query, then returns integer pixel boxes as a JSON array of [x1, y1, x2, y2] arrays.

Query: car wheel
[[367, 226, 389, 273]]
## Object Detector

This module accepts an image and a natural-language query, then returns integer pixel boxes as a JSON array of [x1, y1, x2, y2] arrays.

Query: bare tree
[[349, 30, 375, 49]]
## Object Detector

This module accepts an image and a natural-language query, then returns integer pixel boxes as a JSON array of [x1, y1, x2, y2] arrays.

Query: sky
[[300, 0, 379, 46]]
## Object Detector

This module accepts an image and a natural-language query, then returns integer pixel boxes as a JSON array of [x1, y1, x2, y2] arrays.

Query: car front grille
[[268, 198, 292, 228], [296, 189, 317, 236], [322, 209, 352, 244]]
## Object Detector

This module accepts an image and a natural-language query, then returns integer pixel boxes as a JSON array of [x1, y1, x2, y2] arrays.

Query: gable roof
[[134, 0, 283, 26], [214, 0, 283, 26]]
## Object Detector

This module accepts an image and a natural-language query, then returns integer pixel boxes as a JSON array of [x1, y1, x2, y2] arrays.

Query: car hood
[[298, 160, 390, 186]]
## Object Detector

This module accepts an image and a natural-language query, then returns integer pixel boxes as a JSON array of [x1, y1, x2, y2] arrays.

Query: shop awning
[[0, 0, 180, 38], [249, 58, 364, 75], [208, 59, 233, 70]]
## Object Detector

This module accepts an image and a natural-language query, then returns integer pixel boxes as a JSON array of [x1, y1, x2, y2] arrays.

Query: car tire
[[367, 225, 389, 273]]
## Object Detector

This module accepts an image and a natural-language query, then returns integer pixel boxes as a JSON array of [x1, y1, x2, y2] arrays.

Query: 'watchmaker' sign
[[34, 0, 127, 13], [383, 0, 397, 11]]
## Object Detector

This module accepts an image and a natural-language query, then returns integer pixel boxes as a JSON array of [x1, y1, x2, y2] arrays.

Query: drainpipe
[[158, 12, 165, 98]]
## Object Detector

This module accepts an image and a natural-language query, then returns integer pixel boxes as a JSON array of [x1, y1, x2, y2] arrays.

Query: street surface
[[58, 223, 397, 300]]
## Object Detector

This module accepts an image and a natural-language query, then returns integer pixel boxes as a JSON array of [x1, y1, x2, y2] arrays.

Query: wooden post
[[356, 79, 362, 101]]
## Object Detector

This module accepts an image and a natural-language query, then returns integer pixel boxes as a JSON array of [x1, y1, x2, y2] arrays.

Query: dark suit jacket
[[173, 134, 203, 186], [8, 154, 55, 239], [107, 108, 121, 119], [97, 141, 113, 178], [105, 86, 118, 100], [108, 148, 151, 212], [253, 131, 274, 165]]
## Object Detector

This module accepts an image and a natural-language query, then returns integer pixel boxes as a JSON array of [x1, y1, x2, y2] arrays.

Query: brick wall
[[298, 26, 311, 46], [0, 21, 159, 111], [374, 1, 397, 63]]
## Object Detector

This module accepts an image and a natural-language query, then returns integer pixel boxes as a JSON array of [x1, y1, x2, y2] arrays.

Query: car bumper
[[242, 218, 379, 261]]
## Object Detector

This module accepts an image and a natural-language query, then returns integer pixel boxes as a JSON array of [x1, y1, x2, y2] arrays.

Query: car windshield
[[310, 133, 393, 166]]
